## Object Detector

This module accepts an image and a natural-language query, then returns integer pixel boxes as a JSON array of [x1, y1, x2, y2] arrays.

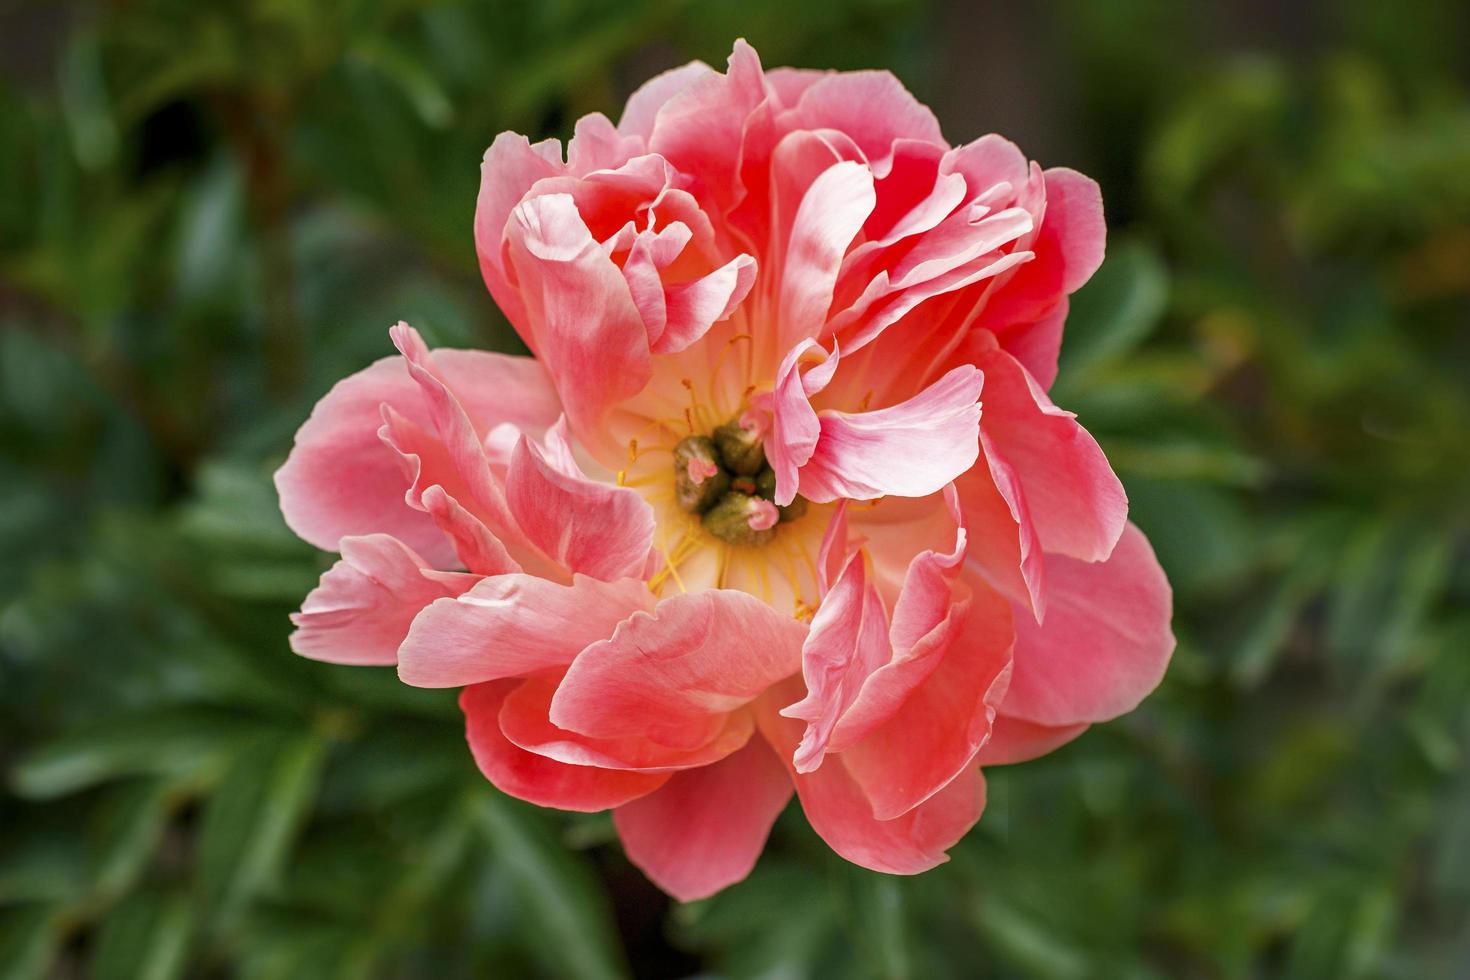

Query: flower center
[[671, 419, 808, 547]]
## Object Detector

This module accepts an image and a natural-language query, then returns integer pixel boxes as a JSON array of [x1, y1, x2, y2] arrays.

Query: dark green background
[[2, 1, 1468, 977]]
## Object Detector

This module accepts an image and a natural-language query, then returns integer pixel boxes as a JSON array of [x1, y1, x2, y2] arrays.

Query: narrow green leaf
[[471, 790, 627, 980], [198, 732, 327, 926], [91, 890, 193, 980]]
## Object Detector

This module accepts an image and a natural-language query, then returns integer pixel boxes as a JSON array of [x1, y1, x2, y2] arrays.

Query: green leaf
[[198, 732, 327, 926], [91, 890, 193, 980], [1057, 240, 1169, 382], [848, 871, 910, 980], [471, 790, 627, 980], [10, 710, 269, 800], [0, 905, 63, 980]]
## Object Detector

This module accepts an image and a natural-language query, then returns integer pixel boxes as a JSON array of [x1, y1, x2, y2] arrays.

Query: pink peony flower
[[276, 40, 1174, 901]]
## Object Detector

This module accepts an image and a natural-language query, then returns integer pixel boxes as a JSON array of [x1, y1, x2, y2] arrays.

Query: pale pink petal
[[613, 736, 792, 901], [289, 535, 476, 666], [798, 365, 982, 502], [975, 342, 1126, 562], [550, 589, 808, 750], [474, 132, 566, 344], [566, 112, 643, 173], [503, 675, 756, 772], [655, 253, 757, 354], [462, 681, 668, 812], [618, 61, 715, 141], [1001, 523, 1174, 726], [780, 551, 891, 773], [276, 357, 452, 565], [776, 161, 876, 348], [505, 193, 652, 458], [756, 680, 986, 875], [766, 338, 840, 506], [274, 345, 558, 566], [975, 715, 1088, 766], [418, 485, 520, 576], [503, 433, 655, 581], [397, 573, 652, 688]]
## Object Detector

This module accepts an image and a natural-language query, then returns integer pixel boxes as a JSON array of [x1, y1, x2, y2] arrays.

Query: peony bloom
[[276, 41, 1173, 901]]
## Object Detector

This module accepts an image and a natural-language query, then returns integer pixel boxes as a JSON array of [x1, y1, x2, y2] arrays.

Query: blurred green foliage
[[2, 0, 1468, 977]]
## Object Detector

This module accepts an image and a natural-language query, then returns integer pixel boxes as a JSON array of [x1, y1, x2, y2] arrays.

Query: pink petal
[[474, 132, 566, 345], [975, 715, 1088, 766], [656, 253, 757, 354], [955, 430, 1046, 620], [504, 675, 756, 772], [566, 112, 643, 173], [798, 365, 983, 502], [289, 535, 476, 666], [550, 589, 808, 751], [462, 681, 668, 812], [618, 61, 715, 141], [975, 342, 1126, 562], [274, 344, 558, 566], [784, 71, 944, 170], [505, 193, 653, 458], [613, 735, 792, 901], [503, 433, 655, 582], [780, 551, 891, 773], [397, 573, 652, 688], [756, 680, 986, 875], [766, 338, 840, 506], [776, 161, 876, 348], [1001, 522, 1174, 726], [836, 584, 1013, 819]]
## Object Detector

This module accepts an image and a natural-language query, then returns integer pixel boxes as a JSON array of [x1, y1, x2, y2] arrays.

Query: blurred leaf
[[198, 731, 327, 925], [91, 890, 193, 980], [0, 905, 62, 980], [472, 791, 628, 980], [1057, 240, 1169, 383]]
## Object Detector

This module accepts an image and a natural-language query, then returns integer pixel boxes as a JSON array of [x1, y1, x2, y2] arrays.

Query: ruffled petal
[[756, 680, 986, 875], [503, 432, 655, 582], [397, 573, 651, 688], [798, 365, 983, 502], [975, 341, 1126, 562], [1001, 522, 1174, 726], [613, 735, 792, 901], [550, 589, 807, 751], [462, 681, 668, 812], [289, 535, 476, 666]]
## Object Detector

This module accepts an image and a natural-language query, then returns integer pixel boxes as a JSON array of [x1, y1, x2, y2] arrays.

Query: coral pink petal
[[954, 430, 1046, 619], [757, 681, 986, 875], [976, 343, 1126, 562], [836, 584, 1012, 819], [474, 133, 566, 344], [462, 681, 668, 812], [397, 573, 651, 688], [777, 161, 876, 348], [785, 71, 944, 170], [767, 338, 840, 506], [798, 365, 983, 502], [505, 193, 652, 458], [1002, 522, 1175, 726], [289, 535, 476, 666], [613, 735, 793, 902], [975, 715, 1089, 766], [419, 485, 520, 576], [276, 356, 452, 565], [780, 551, 891, 773], [504, 675, 756, 772], [550, 589, 808, 751], [504, 434, 655, 581], [656, 253, 757, 354], [618, 61, 715, 141]]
